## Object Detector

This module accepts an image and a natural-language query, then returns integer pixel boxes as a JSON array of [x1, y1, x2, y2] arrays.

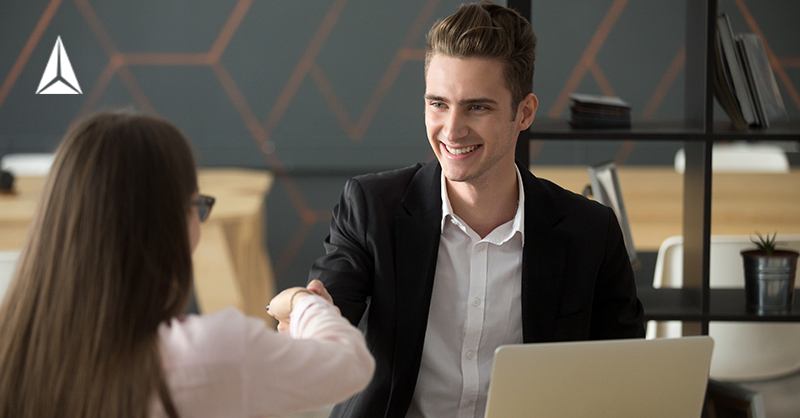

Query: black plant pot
[[741, 250, 799, 314]]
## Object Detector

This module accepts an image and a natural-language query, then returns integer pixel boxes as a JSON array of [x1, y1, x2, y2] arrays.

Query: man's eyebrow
[[459, 97, 498, 106], [424, 94, 447, 102], [424, 95, 498, 106]]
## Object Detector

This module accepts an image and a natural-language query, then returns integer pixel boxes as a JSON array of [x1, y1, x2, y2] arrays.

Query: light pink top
[[152, 295, 375, 417]]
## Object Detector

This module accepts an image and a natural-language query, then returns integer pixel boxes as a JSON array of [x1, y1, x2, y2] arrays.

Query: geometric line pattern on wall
[[2, 0, 797, 284], [0, 0, 443, 282]]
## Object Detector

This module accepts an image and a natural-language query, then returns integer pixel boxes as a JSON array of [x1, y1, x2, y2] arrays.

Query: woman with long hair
[[0, 112, 374, 418]]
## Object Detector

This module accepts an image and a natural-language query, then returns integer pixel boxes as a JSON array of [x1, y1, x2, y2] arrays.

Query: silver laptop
[[484, 336, 714, 418]]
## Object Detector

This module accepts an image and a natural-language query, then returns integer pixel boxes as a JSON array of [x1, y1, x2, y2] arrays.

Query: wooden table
[[530, 166, 800, 252], [0, 169, 275, 324]]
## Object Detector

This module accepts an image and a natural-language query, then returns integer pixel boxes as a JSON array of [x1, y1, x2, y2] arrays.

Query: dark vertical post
[[682, 0, 716, 336]]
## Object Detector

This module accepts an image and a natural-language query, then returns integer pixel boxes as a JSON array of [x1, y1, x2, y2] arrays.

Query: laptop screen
[[484, 336, 713, 418]]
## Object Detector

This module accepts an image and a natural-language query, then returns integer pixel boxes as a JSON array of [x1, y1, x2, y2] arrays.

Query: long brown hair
[[0, 112, 197, 417]]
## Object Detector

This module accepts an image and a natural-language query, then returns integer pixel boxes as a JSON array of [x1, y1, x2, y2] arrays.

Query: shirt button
[[472, 297, 481, 307], [466, 350, 475, 359], [476, 243, 486, 252]]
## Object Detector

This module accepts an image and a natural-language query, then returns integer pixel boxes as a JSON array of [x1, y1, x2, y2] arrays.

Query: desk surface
[[530, 166, 800, 252]]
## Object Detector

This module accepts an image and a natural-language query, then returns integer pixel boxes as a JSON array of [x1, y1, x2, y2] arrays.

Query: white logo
[[36, 36, 82, 94]]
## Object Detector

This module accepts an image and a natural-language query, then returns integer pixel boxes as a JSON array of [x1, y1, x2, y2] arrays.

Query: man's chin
[[442, 169, 477, 184]]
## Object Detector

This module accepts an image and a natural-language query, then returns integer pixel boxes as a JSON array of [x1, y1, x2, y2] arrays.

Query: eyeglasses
[[192, 194, 216, 222]]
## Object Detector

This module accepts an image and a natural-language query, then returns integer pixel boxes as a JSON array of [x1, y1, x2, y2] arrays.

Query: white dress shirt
[[407, 167, 525, 418], [152, 296, 375, 418]]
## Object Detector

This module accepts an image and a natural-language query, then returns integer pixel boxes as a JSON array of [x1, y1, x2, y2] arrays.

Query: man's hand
[[266, 280, 339, 331], [307, 279, 340, 314]]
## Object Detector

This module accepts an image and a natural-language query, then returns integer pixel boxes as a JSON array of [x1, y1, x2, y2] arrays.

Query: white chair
[[647, 235, 800, 381], [0, 153, 55, 176], [0, 251, 21, 305], [674, 143, 789, 173]]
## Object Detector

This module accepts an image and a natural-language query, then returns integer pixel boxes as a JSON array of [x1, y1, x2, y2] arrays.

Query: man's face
[[424, 54, 535, 186]]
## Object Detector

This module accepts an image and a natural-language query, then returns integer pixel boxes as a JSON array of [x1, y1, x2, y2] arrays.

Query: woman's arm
[[243, 294, 375, 416]]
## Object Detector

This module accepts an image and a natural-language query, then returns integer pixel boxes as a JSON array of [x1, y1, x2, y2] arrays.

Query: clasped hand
[[266, 279, 338, 331]]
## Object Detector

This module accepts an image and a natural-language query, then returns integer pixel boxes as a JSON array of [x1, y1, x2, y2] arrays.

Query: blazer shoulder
[[351, 163, 423, 191], [524, 170, 613, 228], [345, 162, 434, 208]]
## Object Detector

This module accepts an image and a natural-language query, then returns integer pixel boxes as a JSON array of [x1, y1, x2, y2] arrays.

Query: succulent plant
[[750, 232, 777, 255]]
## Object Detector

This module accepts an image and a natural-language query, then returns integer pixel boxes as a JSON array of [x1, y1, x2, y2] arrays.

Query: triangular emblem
[[36, 36, 82, 94]]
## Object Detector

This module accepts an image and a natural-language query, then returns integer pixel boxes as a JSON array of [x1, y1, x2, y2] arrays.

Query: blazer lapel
[[519, 162, 568, 342], [389, 161, 442, 412]]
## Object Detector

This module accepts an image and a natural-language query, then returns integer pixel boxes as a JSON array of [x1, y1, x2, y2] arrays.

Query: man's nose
[[441, 110, 468, 141]]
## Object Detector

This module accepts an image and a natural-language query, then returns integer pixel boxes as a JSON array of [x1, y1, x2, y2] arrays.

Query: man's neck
[[446, 166, 519, 239]]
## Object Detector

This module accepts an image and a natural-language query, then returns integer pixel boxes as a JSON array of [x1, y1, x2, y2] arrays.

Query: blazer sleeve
[[308, 178, 374, 326], [591, 206, 646, 339]]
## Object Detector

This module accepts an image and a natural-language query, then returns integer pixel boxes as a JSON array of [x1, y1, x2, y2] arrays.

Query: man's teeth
[[446, 145, 478, 155]]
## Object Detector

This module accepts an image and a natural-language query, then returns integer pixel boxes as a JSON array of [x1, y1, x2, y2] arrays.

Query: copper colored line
[[212, 63, 270, 146], [309, 63, 356, 137], [352, 0, 441, 140], [615, 140, 636, 165], [209, 0, 253, 63], [352, 52, 408, 139], [73, 0, 118, 57], [588, 61, 616, 97], [641, 45, 685, 120], [212, 63, 309, 219], [115, 66, 155, 114], [264, 0, 349, 133], [122, 53, 211, 66], [548, 0, 629, 118], [0, 0, 62, 108], [779, 57, 800, 68], [401, 0, 441, 47], [274, 220, 315, 279], [274, 210, 331, 279], [400, 48, 426, 61], [77, 58, 122, 117], [74, 0, 158, 114]]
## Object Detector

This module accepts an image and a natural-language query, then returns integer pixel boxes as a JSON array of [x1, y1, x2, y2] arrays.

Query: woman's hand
[[267, 287, 314, 332], [267, 280, 340, 331]]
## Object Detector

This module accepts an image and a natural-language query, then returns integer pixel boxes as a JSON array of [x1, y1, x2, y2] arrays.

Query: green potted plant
[[741, 232, 799, 314]]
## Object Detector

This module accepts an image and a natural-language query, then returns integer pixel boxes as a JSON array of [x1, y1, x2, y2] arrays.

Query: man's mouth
[[444, 144, 479, 155]]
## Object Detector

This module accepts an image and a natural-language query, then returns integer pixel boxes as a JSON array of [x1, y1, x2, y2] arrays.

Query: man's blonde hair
[[425, 1, 537, 111]]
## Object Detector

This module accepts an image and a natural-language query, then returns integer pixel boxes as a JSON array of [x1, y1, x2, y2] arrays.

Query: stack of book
[[569, 93, 631, 129], [715, 13, 787, 129]]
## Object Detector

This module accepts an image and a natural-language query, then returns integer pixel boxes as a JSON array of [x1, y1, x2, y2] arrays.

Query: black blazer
[[309, 160, 645, 418]]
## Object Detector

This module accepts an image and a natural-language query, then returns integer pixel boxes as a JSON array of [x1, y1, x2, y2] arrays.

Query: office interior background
[[1, 0, 798, 293]]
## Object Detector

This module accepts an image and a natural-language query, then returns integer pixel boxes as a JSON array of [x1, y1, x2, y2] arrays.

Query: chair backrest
[[674, 143, 789, 174], [0, 251, 21, 306], [654, 235, 800, 288], [651, 235, 800, 380], [0, 153, 55, 176]]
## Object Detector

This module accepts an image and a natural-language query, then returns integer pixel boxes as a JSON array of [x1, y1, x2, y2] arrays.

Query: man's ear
[[517, 93, 538, 130]]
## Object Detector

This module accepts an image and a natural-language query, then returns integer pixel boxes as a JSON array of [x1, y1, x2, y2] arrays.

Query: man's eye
[[431, 102, 445, 108], [470, 104, 487, 111]]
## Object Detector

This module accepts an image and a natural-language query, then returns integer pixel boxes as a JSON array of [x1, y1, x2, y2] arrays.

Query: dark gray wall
[[2, 0, 798, 290]]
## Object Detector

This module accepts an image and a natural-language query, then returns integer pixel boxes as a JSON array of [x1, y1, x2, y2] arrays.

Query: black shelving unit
[[510, 0, 800, 336]]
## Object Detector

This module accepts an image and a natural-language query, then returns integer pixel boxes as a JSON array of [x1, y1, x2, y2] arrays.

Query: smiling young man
[[303, 2, 645, 418]]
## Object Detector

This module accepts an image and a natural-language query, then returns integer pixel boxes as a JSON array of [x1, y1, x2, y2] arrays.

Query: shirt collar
[[440, 165, 525, 242]]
